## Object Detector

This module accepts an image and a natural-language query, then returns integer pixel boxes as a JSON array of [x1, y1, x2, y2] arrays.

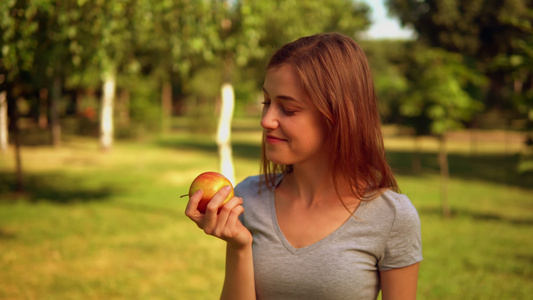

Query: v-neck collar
[[269, 174, 368, 255]]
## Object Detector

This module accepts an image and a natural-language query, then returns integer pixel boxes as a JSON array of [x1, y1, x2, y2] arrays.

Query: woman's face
[[261, 64, 330, 167]]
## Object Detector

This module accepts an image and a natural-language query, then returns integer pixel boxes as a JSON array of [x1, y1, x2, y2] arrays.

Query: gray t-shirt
[[235, 175, 422, 300]]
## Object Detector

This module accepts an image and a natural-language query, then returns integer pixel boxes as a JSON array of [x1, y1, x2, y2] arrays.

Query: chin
[[266, 153, 293, 166]]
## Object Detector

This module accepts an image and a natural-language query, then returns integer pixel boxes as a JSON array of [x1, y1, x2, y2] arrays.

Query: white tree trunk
[[100, 69, 116, 151], [216, 83, 235, 185], [0, 91, 7, 152]]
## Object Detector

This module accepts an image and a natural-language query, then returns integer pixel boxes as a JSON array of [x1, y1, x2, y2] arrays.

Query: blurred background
[[0, 0, 532, 299]]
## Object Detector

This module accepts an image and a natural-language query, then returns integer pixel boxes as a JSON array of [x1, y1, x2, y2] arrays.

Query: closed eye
[[282, 106, 296, 116], [262, 101, 297, 116]]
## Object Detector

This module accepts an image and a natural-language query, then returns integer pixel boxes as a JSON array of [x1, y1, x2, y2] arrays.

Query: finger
[[218, 196, 243, 215], [213, 197, 244, 237], [227, 203, 245, 228], [220, 205, 247, 244], [205, 185, 232, 214], [214, 196, 242, 227], [221, 203, 244, 232], [184, 189, 203, 219], [203, 185, 232, 234]]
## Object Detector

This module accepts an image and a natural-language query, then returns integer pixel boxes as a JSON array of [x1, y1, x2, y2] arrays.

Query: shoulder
[[234, 175, 272, 226], [235, 174, 282, 198], [234, 175, 268, 198], [374, 190, 423, 270], [373, 190, 420, 222], [365, 190, 421, 237], [234, 175, 260, 195]]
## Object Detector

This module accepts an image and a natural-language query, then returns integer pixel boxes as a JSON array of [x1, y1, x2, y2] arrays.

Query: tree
[[32, 1, 74, 147], [399, 45, 486, 217], [0, 0, 44, 192], [1, 0, 86, 190], [360, 40, 410, 122], [71, 0, 138, 151], [131, 0, 225, 133], [0, 89, 6, 152], [385, 0, 533, 111], [230, 0, 370, 70]]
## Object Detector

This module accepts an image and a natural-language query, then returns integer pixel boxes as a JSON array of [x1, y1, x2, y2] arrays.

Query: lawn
[[0, 121, 531, 299]]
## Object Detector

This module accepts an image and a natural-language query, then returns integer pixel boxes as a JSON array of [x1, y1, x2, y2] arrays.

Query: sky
[[361, 0, 415, 39]]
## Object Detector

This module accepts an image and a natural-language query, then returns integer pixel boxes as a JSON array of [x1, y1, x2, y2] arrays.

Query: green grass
[[0, 124, 532, 299]]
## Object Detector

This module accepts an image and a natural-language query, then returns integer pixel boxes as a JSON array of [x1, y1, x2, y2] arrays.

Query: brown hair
[[260, 32, 399, 200]]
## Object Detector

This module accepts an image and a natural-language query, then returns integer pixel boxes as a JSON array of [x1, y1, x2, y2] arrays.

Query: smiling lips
[[266, 134, 287, 144]]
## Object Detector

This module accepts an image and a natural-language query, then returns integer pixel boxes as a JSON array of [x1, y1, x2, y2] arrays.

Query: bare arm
[[220, 243, 255, 299], [185, 186, 256, 300], [380, 263, 420, 300]]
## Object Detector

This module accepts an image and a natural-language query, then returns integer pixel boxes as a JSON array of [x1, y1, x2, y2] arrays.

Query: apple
[[186, 172, 234, 213]]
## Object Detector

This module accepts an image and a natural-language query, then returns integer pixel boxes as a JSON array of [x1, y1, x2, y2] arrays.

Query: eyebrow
[[262, 87, 298, 102]]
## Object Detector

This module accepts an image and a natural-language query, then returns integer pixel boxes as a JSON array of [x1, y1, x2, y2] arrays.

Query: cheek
[[299, 123, 329, 150], [311, 119, 331, 152], [310, 114, 329, 140]]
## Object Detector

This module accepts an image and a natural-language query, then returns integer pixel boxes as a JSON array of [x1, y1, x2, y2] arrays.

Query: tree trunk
[[13, 124, 23, 194], [38, 88, 48, 129], [0, 91, 8, 152], [438, 134, 451, 218], [50, 77, 62, 147], [469, 128, 478, 156], [7, 93, 23, 193], [117, 89, 130, 126], [161, 80, 172, 132], [412, 134, 421, 173], [100, 69, 116, 151], [486, 71, 504, 110], [216, 83, 235, 185]]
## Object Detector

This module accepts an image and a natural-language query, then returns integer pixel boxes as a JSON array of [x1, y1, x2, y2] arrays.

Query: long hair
[[260, 32, 398, 200]]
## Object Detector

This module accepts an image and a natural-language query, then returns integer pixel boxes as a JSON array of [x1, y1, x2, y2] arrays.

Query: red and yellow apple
[[187, 172, 234, 213]]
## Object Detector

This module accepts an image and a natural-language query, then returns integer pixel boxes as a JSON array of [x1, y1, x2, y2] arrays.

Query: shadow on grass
[[0, 228, 17, 240], [156, 137, 261, 161], [108, 202, 180, 219], [418, 207, 533, 226], [0, 172, 117, 204], [156, 137, 532, 189], [386, 151, 533, 190]]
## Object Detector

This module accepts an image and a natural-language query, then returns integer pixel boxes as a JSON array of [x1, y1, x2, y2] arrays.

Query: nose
[[260, 105, 279, 130]]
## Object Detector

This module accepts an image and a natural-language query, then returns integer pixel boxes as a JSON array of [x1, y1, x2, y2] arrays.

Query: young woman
[[185, 32, 422, 300]]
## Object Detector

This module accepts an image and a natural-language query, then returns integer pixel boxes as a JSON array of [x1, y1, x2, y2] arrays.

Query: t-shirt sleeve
[[234, 176, 260, 227], [234, 179, 248, 226], [378, 194, 423, 271]]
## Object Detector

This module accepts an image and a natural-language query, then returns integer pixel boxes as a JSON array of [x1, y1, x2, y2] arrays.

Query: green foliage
[[3, 0, 528, 148], [385, 0, 532, 56], [385, 0, 533, 111], [0, 0, 40, 79], [1, 0, 373, 140], [361, 40, 410, 120], [116, 75, 162, 138], [231, 0, 371, 67], [180, 68, 221, 134], [134, 0, 225, 78], [399, 45, 486, 135]]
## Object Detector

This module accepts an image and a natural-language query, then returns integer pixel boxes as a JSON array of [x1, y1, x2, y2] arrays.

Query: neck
[[282, 160, 341, 207]]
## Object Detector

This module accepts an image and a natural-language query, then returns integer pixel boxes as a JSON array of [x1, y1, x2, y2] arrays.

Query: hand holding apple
[[182, 171, 234, 213], [183, 172, 252, 248]]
